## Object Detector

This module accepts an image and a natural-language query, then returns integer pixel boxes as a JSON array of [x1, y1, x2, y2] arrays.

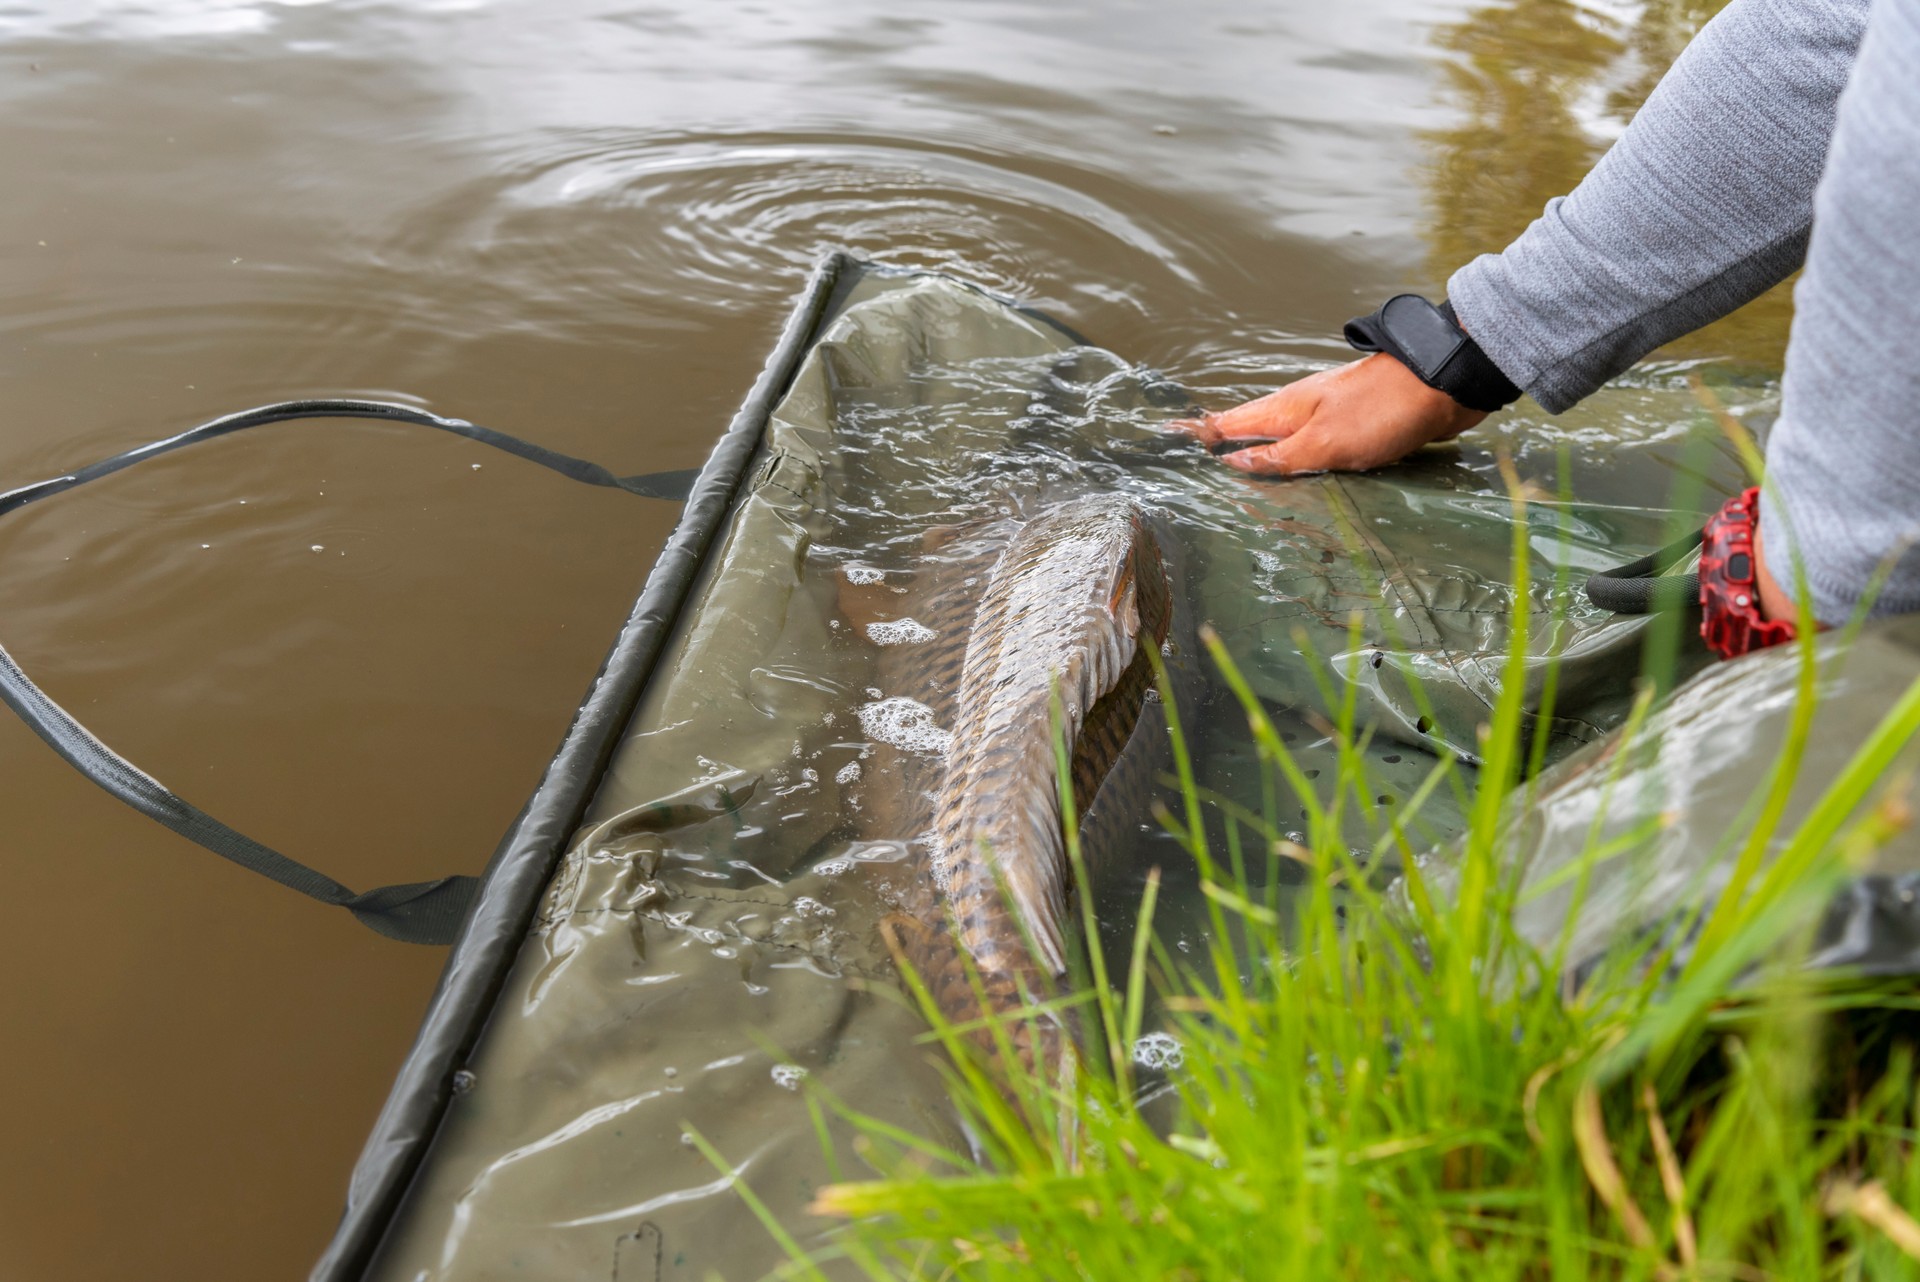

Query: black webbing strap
[[0, 398, 697, 516], [1584, 528, 1705, 615], [0, 399, 697, 945], [1342, 296, 1522, 413]]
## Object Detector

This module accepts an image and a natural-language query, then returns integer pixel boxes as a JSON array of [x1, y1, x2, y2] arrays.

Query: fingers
[[1168, 413, 1224, 448], [1188, 355, 1487, 477], [1218, 426, 1363, 476], [1170, 380, 1318, 449], [1207, 385, 1312, 439], [1218, 440, 1305, 475]]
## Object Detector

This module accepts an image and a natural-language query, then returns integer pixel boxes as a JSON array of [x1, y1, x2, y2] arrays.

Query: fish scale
[[852, 495, 1173, 1083]]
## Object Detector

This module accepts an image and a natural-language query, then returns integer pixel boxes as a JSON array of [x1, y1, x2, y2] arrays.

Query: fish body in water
[[857, 494, 1174, 1080]]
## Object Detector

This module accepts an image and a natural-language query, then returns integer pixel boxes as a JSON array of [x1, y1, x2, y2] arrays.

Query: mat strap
[[1584, 528, 1705, 616], [0, 400, 695, 945]]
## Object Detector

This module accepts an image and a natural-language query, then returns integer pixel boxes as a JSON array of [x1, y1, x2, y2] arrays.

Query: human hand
[[1753, 518, 1798, 625], [1173, 353, 1488, 475]]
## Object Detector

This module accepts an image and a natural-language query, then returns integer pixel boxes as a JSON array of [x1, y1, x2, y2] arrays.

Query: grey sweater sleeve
[[1760, 0, 1920, 622], [1446, 0, 1869, 414]]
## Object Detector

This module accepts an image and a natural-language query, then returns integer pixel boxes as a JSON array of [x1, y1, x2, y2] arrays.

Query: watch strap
[[1699, 487, 1797, 659], [1344, 294, 1522, 413]]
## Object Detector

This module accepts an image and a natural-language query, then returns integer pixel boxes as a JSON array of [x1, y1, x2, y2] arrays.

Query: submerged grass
[[723, 467, 1920, 1280]]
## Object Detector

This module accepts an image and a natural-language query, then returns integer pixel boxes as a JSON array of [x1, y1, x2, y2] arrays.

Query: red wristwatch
[[1699, 487, 1796, 660]]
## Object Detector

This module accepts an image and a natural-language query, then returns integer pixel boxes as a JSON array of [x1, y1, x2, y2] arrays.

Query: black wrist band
[[1343, 294, 1522, 413]]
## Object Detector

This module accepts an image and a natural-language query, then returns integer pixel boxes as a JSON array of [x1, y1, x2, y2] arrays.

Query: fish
[[845, 494, 1175, 1083]]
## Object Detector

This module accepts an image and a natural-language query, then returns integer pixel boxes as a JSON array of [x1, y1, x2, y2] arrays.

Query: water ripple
[[374, 132, 1212, 335]]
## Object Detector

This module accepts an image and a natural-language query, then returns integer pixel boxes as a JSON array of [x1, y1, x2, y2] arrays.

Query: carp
[[847, 494, 1175, 1083]]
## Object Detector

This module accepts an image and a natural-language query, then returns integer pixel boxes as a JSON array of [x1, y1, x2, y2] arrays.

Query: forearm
[[1447, 0, 1869, 412], [1759, 0, 1920, 624]]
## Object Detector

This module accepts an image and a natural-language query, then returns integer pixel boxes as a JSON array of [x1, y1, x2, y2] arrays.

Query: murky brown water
[[0, 0, 1773, 1276]]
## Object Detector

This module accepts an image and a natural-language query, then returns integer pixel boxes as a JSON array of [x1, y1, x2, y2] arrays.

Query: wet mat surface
[[371, 270, 1755, 1280]]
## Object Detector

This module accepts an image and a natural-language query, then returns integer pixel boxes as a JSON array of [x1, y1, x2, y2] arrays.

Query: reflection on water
[[1424, 0, 1794, 367], [0, 0, 1790, 1276]]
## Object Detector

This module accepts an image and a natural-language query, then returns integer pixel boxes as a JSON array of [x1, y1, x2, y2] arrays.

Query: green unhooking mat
[[320, 256, 1920, 1281]]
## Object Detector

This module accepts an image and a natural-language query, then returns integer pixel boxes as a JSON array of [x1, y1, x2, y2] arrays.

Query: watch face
[[1381, 294, 1465, 382]]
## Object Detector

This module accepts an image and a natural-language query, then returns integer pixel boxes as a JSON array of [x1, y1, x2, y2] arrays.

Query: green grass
[[717, 469, 1920, 1280]]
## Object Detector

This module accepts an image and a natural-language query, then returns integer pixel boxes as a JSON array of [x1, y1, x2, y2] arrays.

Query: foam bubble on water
[[843, 839, 910, 864], [835, 760, 862, 785], [856, 697, 952, 756], [770, 1064, 808, 1090], [865, 617, 935, 646], [844, 563, 884, 585], [1133, 1032, 1184, 1072]]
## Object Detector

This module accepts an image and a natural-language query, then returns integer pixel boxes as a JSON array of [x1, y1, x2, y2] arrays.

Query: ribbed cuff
[[1757, 477, 1920, 625]]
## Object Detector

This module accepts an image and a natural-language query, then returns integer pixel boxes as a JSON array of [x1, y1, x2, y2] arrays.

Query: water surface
[[0, 0, 1774, 1276]]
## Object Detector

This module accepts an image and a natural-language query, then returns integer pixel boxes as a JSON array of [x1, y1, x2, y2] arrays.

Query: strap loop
[[1343, 295, 1522, 413], [1583, 528, 1705, 615], [0, 400, 695, 945]]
